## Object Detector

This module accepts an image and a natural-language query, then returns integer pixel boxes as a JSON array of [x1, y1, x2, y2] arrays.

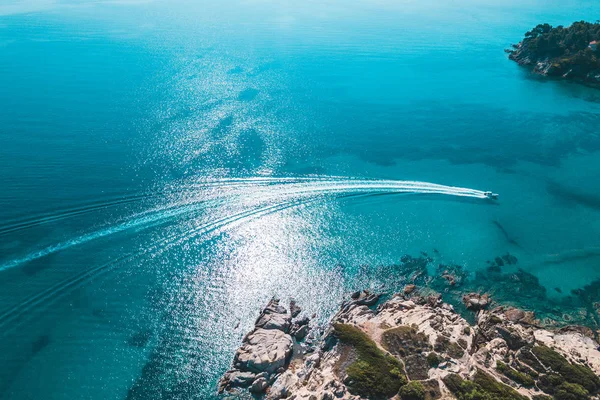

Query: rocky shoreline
[[506, 22, 600, 88], [220, 288, 600, 399], [218, 297, 318, 396], [507, 45, 600, 87]]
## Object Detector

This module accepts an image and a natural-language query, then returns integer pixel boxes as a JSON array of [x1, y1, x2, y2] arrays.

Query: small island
[[508, 21, 600, 86]]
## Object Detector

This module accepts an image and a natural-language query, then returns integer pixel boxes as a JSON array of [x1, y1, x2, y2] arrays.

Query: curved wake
[[0, 177, 493, 273], [0, 177, 496, 331]]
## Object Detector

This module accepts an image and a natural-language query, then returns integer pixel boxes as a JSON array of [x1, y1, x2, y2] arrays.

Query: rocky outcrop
[[222, 289, 600, 399], [218, 298, 313, 395], [462, 292, 490, 311], [507, 23, 600, 87]]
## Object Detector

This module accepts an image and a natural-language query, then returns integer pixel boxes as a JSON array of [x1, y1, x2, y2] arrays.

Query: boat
[[484, 191, 499, 200]]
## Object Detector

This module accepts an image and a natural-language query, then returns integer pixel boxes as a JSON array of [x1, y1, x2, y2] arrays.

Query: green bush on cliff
[[398, 381, 426, 400], [442, 370, 528, 400], [531, 396, 552, 400], [554, 382, 590, 400], [496, 361, 535, 387], [531, 345, 600, 393], [381, 325, 432, 357], [537, 374, 566, 394], [333, 323, 407, 399], [442, 374, 494, 400], [434, 336, 464, 359], [426, 352, 442, 367]]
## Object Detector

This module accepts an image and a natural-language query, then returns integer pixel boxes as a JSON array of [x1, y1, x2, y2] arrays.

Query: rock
[[290, 299, 302, 318], [463, 293, 490, 310], [296, 316, 310, 326], [293, 324, 309, 341], [254, 298, 292, 332], [221, 284, 600, 399], [235, 328, 293, 373], [399, 300, 416, 310], [354, 290, 380, 306], [442, 273, 457, 286], [404, 284, 416, 295], [255, 312, 291, 332], [262, 298, 288, 315], [428, 293, 442, 307], [267, 370, 297, 400], [501, 253, 518, 265], [497, 326, 531, 350], [504, 307, 525, 322], [249, 377, 269, 393], [225, 371, 256, 388], [321, 391, 334, 400]]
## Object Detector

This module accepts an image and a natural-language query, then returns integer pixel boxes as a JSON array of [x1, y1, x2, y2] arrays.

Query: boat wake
[[0, 177, 493, 273], [0, 176, 495, 330]]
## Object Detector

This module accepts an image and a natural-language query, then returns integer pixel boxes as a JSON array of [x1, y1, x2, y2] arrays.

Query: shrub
[[442, 370, 528, 400], [333, 323, 407, 399], [496, 361, 535, 387], [398, 381, 426, 400], [434, 336, 464, 359], [426, 352, 442, 367], [537, 374, 565, 394], [532, 346, 600, 393], [554, 382, 590, 400], [381, 326, 431, 357], [472, 369, 529, 400]]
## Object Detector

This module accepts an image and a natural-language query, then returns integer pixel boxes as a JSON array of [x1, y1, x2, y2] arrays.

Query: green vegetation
[[398, 381, 426, 400], [531, 346, 600, 393], [496, 361, 535, 387], [333, 323, 407, 399], [531, 396, 552, 400], [537, 374, 566, 394], [508, 21, 600, 83], [381, 326, 432, 358], [442, 370, 528, 400], [426, 352, 442, 368], [554, 382, 590, 400], [434, 336, 464, 359], [518, 345, 598, 398]]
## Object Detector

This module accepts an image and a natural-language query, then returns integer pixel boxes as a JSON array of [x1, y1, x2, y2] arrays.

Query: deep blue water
[[2, 0, 600, 398]]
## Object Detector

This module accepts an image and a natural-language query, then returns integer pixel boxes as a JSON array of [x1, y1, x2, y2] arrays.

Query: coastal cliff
[[507, 21, 600, 86], [220, 289, 600, 400]]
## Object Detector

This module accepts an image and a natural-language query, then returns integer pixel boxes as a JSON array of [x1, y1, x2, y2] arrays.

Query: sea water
[[1, 0, 600, 398]]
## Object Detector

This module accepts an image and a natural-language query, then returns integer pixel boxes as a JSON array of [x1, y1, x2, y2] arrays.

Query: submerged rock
[[463, 292, 490, 310], [404, 284, 417, 295]]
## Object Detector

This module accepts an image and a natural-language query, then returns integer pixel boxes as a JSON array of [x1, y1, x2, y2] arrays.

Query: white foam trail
[[0, 178, 492, 272], [0, 196, 318, 328], [0, 201, 214, 271]]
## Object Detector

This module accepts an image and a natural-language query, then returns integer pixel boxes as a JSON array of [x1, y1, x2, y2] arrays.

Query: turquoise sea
[[1, 0, 600, 398]]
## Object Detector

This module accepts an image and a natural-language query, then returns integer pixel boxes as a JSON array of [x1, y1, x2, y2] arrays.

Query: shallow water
[[1, 0, 600, 398]]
